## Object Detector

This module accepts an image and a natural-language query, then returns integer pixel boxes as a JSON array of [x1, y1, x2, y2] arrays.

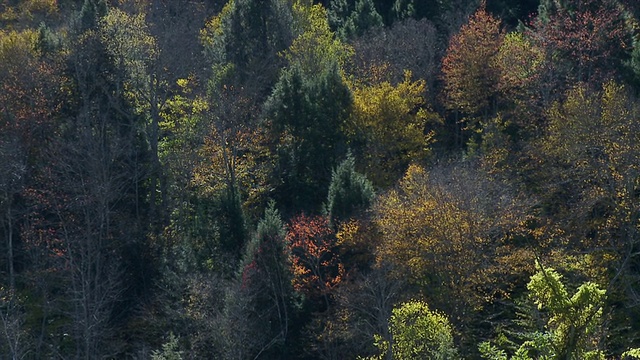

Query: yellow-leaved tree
[[373, 162, 544, 325], [537, 82, 640, 347], [346, 71, 439, 187], [285, 1, 353, 76]]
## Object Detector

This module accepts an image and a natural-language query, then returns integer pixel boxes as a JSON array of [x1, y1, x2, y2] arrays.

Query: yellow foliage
[[0, 0, 58, 27], [335, 218, 380, 269], [0, 29, 39, 59], [375, 165, 486, 300], [540, 81, 640, 269], [200, 0, 234, 46], [284, 2, 353, 75], [335, 219, 360, 248], [372, 164, 563, 312], [192, 124, 273, 210], [346, 72, 439, 186]]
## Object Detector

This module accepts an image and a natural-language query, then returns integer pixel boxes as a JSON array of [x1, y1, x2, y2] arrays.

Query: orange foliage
[[441, 6, 504, 116], [287, 214, 345, 298]]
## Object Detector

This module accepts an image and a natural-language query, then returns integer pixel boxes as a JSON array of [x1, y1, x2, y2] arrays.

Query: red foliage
[[441, 5, 504, 115], [532, 0, 629, 82], [286, 214, 344, 298]]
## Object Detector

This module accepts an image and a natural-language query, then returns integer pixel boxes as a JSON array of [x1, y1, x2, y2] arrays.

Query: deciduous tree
[[287, 214, 344, 308], [363, 299, 459, 360], [347, 72, 438, 187]]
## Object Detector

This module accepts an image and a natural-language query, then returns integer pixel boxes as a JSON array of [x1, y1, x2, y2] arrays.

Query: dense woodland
[[4, 0, 640, 358]]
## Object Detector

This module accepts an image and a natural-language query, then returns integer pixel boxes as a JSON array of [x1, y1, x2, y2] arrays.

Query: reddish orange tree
[[532, 0, 629, 84], [286, 214, 344, 307], [441, 5, 504, 118]]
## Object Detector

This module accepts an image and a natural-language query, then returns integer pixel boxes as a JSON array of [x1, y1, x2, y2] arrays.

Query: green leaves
[[363, 300, 459, 360], [482, 265, 607, 360], [325, 152, 375, 224], [286, 2, 353, 77], [265, 62, 352, 211]]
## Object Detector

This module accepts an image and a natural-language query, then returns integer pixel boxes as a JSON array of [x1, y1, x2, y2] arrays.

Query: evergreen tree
[[77, 0, 108, 32], [202, 0, 295, 100], [329, 0, 384, 39], [233, 202, 295, 358], [325, 152, 375, 224], [216, 185, 247, 261], [265, 62, 352, 212]]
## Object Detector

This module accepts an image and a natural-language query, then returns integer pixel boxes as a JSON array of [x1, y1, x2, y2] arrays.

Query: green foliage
[[216, 185, 248, 259], [77, 0, 107, 31], [536, 0, 565, 23], [151, 333, 183, 360], [265, 62, 352, 211], [328, 0, 383, 39], [479, 341, 508, 360], [528, 267, 606, 359], [286, 2, 353, 77], [325, 152, 375, 224], [481, 265, 607, 360], [241, 200, 289, 285], [327, 0, 351, 31], [362, 299, 459, 360], [236, 201, 294, 357], [202, 0, 294, 97], [345, 0, 383, 38], [392, 0, 416, 20]]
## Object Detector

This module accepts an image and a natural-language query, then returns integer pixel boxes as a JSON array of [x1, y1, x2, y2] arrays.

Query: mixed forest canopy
[[3, 0, 640, 358]]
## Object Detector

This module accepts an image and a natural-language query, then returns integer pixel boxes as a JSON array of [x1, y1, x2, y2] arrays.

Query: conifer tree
[[325, 152, 375, 225]]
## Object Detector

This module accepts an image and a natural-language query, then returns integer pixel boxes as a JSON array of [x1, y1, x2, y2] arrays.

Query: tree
[[441, 4, 504, 135], [151, 333, 183, 360], [480, 265, 607, 360], [363, 299, 459, 360], [350, 18, 439, 91], [287, 214, 344, 308], [373, 160, 539, 337], [346, 72, 438, 187], [328, 0, 384, 39], [285, 2, 353, 78], [201, 0, 294, 101], [22, 104, 133, 359], [0, 27, 62, 359], [76, 0, 107, 31], [536, 82, 640, 351], [100, 7, 168, 229], [0, 0, 59, 30], [342, 0, 384, 38], [532, 0, 630, 84], [265, 62, 352, 212], [492, 31, 544, 108], [237, 201, 295, 358], [320, 263, 404, 358], [324, 153, 375, 225]]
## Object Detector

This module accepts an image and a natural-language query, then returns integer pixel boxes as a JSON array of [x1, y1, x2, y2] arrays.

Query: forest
[[3, 0, 640, 358]]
